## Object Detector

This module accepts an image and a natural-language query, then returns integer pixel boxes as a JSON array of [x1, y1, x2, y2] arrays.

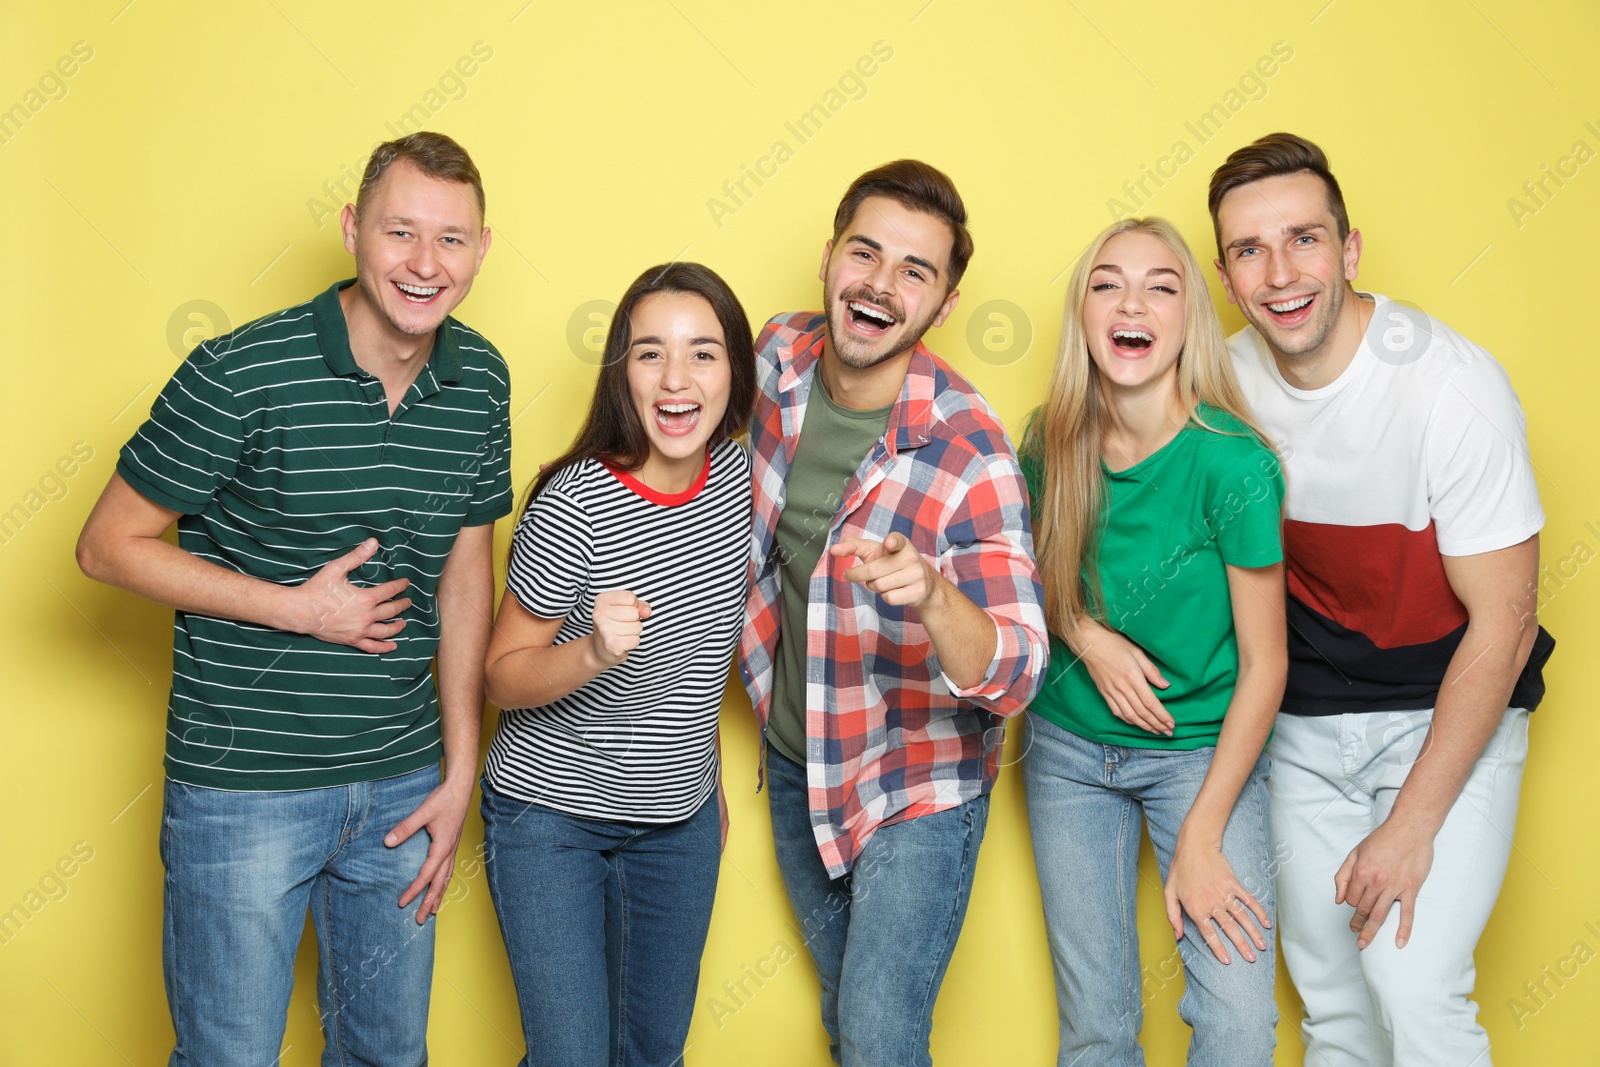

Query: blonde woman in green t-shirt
[[1020, 217, 1287, 1066]]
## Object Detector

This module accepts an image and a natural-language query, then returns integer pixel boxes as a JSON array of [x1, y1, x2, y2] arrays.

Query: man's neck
[[817, 335, 912, 412], [1271, 289, 1376, 391], [339, 283, 435, 384]]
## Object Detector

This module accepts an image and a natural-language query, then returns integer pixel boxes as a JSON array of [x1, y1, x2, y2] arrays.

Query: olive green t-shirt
[[768, 377, 892, 764], [1020, 405, 1284, 749]]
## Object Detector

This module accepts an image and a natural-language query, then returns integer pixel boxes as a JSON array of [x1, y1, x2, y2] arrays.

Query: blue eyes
[[1238, 236, 1315, 258]]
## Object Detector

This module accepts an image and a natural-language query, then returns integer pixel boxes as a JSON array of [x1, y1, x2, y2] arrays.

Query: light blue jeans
[[766, 745, 990, 1067], [1023, 713, 1277, 1067], [161, 764, 440, 1067], [481, 782, 722, 1067]]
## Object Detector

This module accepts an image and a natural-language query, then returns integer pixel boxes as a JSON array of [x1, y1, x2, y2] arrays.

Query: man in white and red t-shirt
[[1208, 132, 1554, 1067]]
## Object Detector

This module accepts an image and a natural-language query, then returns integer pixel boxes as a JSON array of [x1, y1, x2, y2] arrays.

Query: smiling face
[[625, 290, 732, 489], [1082, 230, 1187, 392], [340, 158, 490, 340], [820, 196, 961, 372], [1214, 170, 1361, 362]]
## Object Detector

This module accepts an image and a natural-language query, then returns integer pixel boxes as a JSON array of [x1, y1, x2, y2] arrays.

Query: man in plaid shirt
[[738, 159, 1047, 1066]]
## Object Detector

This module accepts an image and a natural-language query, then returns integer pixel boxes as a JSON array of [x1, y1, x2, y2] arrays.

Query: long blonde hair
[[1028, 216, 1271, 647]]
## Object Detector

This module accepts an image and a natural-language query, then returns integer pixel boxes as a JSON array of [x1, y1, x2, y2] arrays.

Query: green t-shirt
[[1020, 405, 1284, 749], [768, 376, 892, 764]]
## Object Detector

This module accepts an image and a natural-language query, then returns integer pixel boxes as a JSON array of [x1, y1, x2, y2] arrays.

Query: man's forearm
[[434, 530, 495, 791], [1387, 618, 1537, 835], [918, 572, 999, 690], [81, 521, 299, 631]]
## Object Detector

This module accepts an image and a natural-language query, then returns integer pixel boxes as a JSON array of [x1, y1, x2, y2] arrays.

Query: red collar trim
[[604, 448, 712, 506]]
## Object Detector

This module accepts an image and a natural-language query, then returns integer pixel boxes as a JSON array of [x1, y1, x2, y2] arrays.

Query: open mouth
[[1109, 326, 1155, 355], [653, 399, 702, 436], [394, 281, 443, 305], [845, 299, 898, 336], [1264, 293, 1314, 325]]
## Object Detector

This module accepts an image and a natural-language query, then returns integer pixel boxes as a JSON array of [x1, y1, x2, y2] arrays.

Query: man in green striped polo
[[76, 132, 509, 1066]]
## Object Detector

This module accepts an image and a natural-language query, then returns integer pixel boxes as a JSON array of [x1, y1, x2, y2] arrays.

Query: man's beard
[[825, 284, 936, 370], [361, 274, 447, 338], [1250, 283, 1343, 359]]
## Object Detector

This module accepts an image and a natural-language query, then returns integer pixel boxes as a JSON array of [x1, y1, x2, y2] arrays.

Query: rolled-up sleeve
[[937, 454, 1048, 715]]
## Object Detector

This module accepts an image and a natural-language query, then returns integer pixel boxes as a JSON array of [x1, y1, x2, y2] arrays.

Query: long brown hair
[[1027, 217, 1271, 647], [520, 262, 756, 517]]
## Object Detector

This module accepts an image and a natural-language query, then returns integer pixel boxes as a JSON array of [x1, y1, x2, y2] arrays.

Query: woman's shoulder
[[709, 437, 754, 480], [522, 459, 609, 520], [1189, 405, 1274, 462], [1184, 407, 1282, 508], [543, 456, 610, 493]]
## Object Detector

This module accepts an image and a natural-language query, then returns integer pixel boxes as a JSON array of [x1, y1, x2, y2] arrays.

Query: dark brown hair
[[521, 262, 756, 513], [832, 159, 974, 287], [1207, 132, 1348, 259], [356, 132, 486, 221]]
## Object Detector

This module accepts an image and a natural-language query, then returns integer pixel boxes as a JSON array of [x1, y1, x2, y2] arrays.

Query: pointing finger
[[830, 538, 884, 564]]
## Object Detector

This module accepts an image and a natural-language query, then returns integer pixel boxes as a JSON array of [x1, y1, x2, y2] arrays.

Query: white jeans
[[1267, 707, 1530, 1067]]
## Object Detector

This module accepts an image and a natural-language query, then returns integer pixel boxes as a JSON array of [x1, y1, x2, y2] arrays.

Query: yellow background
[[4, 1, 1597, 1063]]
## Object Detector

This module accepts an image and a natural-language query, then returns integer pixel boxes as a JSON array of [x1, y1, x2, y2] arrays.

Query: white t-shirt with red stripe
[[1228, 292, 1552, 715]]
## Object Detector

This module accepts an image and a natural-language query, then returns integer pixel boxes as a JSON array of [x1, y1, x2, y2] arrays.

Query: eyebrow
[[630, 336, 726, 347], [1089, 263, 1181, 278], [1225, 221, 1328, 253], [379, 215, 472, 236], [845, 234, 941, 280]]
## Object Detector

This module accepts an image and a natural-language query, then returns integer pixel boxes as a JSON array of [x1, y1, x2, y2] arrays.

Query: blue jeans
[[161, 765, 440, 1067], [765, 745, 990, 1067], [1022, 714, 1277, 1067], [481, 782, 721, 1067]]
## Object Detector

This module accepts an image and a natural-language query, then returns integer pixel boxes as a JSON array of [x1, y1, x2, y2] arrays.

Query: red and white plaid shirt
[[738, 312, 1047, 876]]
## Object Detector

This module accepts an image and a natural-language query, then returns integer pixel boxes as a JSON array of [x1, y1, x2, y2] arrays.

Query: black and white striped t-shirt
[[485, 439, 752, 822]]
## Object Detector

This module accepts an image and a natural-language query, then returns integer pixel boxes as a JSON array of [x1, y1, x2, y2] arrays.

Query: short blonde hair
[[356, 131, 485, 221]]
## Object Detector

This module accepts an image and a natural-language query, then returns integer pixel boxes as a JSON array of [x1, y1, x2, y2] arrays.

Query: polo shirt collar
[[311, 279, 464, 384], [777, 319, 938, 452]]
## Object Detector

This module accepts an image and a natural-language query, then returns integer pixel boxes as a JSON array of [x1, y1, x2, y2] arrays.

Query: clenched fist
[[589, 589, 652, 668]]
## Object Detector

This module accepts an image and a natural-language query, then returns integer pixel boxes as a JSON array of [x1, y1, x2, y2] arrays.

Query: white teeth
[[658, 403, 699, 414], [1112, 329, 1154, 342], [1268, 295, 1313, 313], [397, 282, 441, 297], [849, 300, 895, 325]]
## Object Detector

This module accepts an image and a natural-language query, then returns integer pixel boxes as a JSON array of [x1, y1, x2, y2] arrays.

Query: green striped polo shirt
[[118, 279, 513, 790]]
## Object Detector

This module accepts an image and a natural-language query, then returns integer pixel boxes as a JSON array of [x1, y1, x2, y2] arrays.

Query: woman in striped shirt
[[481, 262, 755, 1066]]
